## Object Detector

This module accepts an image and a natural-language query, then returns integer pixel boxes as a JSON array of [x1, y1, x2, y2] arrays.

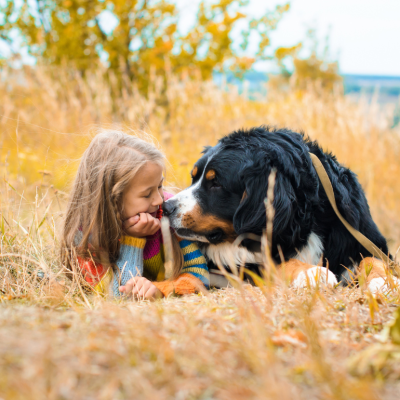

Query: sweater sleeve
[[178, 238, 210, 289], [112, 236, 146, 297]]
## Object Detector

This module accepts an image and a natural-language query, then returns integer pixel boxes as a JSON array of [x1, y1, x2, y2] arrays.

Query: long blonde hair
[[61, 129, 183, 279]]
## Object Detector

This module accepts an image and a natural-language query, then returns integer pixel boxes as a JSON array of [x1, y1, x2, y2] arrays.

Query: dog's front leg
[[358, 257, 400, 294], [278, 259, 338, 288], [153, 273, 208, 297]]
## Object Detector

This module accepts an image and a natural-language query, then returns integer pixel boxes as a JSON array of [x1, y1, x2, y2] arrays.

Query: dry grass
[[1, 66, 400, 399]]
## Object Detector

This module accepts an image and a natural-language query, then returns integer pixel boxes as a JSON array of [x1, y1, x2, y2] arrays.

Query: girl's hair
[[61, 129, 183, 279]]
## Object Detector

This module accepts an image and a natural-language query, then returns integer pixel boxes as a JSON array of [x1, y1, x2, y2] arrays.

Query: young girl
[[61, 130, 209, 299]]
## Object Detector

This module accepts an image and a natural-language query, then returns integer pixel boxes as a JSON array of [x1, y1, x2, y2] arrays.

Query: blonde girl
[[61, 130, 209, 299]]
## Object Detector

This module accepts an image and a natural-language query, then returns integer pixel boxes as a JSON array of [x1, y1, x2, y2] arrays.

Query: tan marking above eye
[[241, 191, 247, 202], [206, 169, 216, 180], [191, 166, 198, 178]]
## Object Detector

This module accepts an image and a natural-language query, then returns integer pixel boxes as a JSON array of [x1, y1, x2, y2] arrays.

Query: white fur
[[368, 277, 400, 295], [170, 180, 201, 229], [294, 232, 324, 265], [202, 242, 263, 267], [168, 158, 212, 242], [292, 266, 338, 288]]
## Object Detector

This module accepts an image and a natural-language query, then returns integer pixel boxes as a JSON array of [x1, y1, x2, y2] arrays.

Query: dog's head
[[164, 126, 319, 251]]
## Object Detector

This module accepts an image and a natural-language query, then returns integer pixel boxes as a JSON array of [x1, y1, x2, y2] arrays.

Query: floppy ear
[[233, 160, 298, 247], [233, 160, 269, 236]]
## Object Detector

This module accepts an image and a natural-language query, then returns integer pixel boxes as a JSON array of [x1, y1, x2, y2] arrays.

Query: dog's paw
[[368, 276, 400, 295], [292, 267, 338, 289]]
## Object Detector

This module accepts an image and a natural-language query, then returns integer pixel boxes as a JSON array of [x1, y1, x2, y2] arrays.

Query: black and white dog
[[164, 126, 390, 288]]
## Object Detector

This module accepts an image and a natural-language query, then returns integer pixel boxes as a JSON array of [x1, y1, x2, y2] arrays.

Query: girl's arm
[[112, 236, 146, 296], [75, 235, 146, 297], [153, 238, 209, 296]]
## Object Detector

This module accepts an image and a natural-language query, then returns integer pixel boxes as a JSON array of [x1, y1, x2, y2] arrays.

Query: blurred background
[[0, 0, 400, 247]]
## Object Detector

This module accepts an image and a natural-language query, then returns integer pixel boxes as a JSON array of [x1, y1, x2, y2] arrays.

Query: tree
[[0, 0, 290, 94], [270, 30, 342, 93]]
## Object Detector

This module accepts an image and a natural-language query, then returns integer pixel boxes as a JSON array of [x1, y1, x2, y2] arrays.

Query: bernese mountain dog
[[164, 126, 395, 291]]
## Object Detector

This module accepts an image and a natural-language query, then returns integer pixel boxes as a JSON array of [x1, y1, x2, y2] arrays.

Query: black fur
[[167, 126, 389, 282]]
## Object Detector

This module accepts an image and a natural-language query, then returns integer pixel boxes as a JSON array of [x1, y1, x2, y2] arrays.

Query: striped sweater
[[77, 194, 209, 297]]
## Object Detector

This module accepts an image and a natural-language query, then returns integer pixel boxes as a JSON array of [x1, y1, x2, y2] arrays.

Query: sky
[[178, 0, 400, 76], [260, 0, 400, 76]]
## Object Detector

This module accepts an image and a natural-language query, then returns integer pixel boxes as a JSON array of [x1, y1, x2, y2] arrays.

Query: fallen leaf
[[271, 329, 307, 348]]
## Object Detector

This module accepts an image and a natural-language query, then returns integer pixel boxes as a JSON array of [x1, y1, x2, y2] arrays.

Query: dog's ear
[[233, 160, 269, 236], [233, 160, 298, 243]]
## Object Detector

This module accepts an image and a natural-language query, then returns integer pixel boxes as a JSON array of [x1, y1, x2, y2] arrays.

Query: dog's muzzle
[[162, 200, 177, 217]]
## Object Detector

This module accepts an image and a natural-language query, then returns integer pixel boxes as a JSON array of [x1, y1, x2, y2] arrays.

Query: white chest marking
[[202, 242, 263, 267], [204, 232, 323, 268], [293, 232, 324, 265]]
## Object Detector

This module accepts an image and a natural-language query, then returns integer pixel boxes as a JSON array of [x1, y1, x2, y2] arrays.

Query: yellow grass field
[[1, 66, 400, 399]]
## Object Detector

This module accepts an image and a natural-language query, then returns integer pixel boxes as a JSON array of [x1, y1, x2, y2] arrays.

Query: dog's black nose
[[162, 201, 176, 217]]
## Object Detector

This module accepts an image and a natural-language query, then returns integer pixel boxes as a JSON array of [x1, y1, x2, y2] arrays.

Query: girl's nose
[[153, 191, 163, 207]]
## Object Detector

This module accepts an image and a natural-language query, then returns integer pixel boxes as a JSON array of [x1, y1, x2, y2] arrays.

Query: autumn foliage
[[0, 0, 290, 92]]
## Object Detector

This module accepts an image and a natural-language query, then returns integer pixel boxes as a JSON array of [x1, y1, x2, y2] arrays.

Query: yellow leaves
[[291, 54, 342, 92], [366, 289, 380, 324], [277, 3, 291, 14], [389, 308, 400, 345], [275, 43, 302, 62], [231, 56, 255, 73], [1, 0, 294, 96]]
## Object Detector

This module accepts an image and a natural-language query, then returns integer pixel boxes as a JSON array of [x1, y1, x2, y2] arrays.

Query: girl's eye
[[144, 192, 152, 198]]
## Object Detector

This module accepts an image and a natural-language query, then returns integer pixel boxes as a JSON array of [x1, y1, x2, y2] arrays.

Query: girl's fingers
[[139, 213, 148, 224], [124, 213, 161, 237], [145, 286, 162, 300], [131, 279, 157, 299], [132, 278, 146, 295], [120, 281, 134, 294], [123, 215, 140, 229], [121, 278, 161, 300], [120, 277, 143, 295], [151, 217, 161, 234], [138, 286, 148, 298], [135, 280, 151, 298]]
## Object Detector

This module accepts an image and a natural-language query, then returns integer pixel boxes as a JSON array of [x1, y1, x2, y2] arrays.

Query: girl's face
[[122, 162, 164, 220]]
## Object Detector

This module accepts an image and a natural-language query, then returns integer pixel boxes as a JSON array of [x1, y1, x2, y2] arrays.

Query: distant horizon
[[215, 70, 400, 79]]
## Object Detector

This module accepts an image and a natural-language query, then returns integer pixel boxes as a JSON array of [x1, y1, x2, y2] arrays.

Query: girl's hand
[[119, 277, 163, 300], [123, 213, 161, 237]]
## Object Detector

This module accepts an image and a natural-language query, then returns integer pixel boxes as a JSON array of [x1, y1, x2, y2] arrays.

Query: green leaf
[[7, 181, 17, 193], [37, 201, 53, 231]]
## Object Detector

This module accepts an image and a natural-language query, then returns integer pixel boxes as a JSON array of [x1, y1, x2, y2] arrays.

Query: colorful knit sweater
[[76, 193, 209, 297]]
